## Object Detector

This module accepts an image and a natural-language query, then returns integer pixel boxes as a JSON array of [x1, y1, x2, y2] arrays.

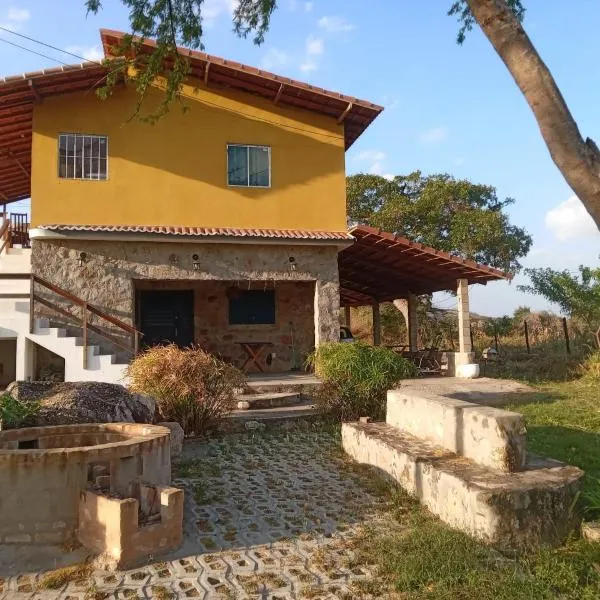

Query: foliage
[[448, 0, 526, 44], [85, 0, 277, 122], [127, 344, 245, 435], [347, 172, 532, 274], [0, 393, 39, 429], [580, 351, 600, 381], [483, 315, 513, 338], [518, 265, 600, 331], [308, 342, 417, 421]]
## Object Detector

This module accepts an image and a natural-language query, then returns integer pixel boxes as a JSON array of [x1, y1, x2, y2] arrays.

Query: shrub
[[127, 344, 246, 435], [0, 393, 39, 429], [308, 342, 417, 421], [580, 351, 600, 381]]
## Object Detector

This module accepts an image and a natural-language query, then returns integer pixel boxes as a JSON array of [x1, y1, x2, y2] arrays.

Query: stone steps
[[342, 421, 583, 552], [245, 373, 322, 395], [235, 391, 302, 410], [222, 401, 318, 434]]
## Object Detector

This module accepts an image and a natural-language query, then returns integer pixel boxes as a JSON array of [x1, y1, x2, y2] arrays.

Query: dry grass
[[38, 562, 93, 590], [127, 344, 245, 435], [151, 585, 174, 600]]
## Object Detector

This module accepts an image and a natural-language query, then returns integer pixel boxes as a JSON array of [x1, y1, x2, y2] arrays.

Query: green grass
[[343, 375, 600, 599]]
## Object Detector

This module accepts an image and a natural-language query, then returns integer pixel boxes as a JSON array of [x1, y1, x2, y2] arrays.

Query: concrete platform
[[246, 372, 322, 395], [221, 401, 318, 433], [399, 377, 534, 407], [342, 421, 583, 552], [235, 391, 302, 410]]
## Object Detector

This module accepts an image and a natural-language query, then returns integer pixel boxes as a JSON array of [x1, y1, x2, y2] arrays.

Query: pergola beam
[[274, 83, 285, 105], [28, 79, 42, 104], [5, 151, 30, 177], [337, 101, 353, 124]]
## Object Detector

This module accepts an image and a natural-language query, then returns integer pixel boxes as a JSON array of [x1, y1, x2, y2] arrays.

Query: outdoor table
[[238, 341, 272, 373]]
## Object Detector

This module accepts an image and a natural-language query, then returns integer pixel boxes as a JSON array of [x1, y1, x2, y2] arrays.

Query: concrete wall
[[31, 84, 346, 232], [0, 424, 171, 544], [386, 389, 526, 472], [31, 239, 341, 358]]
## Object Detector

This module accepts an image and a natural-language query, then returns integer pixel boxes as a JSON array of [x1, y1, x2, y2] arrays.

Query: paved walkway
[[0, 428, 390, 599]]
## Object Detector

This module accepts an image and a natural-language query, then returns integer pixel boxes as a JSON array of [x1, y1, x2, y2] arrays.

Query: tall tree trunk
[[468, 0, 600, 228]]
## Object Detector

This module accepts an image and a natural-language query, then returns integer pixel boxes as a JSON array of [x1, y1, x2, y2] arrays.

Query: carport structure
[[338, 226, 509, 370]]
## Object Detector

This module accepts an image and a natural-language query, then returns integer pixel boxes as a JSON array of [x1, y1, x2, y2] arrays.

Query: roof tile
[[37, 224, 354, 241]]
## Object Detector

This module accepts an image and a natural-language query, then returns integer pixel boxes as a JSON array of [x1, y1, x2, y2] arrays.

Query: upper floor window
[[227, 144, 270, 188], [58, 134, 108, 180]]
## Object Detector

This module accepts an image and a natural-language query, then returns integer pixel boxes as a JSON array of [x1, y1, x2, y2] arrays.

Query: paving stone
[[1, 429, 391, 599]]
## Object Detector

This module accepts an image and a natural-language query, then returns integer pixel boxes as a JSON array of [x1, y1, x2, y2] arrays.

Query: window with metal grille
[[58, 134, 108, 180], [227, 144, 271, 187], [229, 290, 276, 325]]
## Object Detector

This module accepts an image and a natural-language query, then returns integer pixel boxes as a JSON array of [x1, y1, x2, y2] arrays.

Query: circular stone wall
[[0, 423, 171, 544]]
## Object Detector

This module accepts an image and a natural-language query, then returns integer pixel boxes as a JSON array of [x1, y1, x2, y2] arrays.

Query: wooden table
[[238, 341, 272, 373]]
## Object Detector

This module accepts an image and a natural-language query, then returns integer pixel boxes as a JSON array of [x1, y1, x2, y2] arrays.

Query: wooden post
[[134, 330, 141, 356], [469, 324, 474, 351], [344, 306, 351, 329], [28, 274, 34, 334], [524, 320, 530, 353], [562, 317, 571, 354], [82, 304, 88, 369], [494, 332, 499, 351], [372, 301, 381, 346]]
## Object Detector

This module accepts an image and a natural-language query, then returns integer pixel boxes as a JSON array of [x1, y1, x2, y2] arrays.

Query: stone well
[[0, 423, 173, 545]]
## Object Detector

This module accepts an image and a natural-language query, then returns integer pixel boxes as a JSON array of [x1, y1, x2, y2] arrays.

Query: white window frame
[[226, 144, 271, 188], [58, 133, 109, 181]]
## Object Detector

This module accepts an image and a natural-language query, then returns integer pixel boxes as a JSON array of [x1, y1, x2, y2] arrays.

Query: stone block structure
[[79, 484, 184, 569], [0, 423, 182, 560], [343, 388, 584, 551]]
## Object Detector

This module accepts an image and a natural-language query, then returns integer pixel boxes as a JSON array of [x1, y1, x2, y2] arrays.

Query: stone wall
[[31, 239, 341, 368], [135, 279, 315, 371]]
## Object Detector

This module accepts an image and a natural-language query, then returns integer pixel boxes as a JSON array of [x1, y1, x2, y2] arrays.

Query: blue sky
[[1, 0, 599, 317]]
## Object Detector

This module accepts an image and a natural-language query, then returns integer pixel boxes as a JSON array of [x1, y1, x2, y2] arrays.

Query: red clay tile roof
[[35, 224, 354, 241], [0, 29, 383, 205]]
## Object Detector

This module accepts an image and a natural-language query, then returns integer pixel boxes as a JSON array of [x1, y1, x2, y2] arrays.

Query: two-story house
[[0, 29, 382, 381], [0, 29, 507, 384]]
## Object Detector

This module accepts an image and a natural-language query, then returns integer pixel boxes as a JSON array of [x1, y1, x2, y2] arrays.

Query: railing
[[0, 213, 31, 254], [30, 274, 142, 368], [0, 220, 10, 255], [9, 213, 29, 248]]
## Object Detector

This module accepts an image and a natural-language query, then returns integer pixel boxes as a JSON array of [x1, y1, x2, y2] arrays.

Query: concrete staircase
[[225, 373, 322, 432], [0, 248, 130, 383], [28, 318, 129, 383]]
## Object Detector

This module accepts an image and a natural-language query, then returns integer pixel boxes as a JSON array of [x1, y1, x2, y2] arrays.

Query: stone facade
[[31, 238, 341, 371]]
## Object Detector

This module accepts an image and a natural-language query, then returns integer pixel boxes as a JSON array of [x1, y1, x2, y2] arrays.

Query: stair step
[[235, 391, 302, 410]]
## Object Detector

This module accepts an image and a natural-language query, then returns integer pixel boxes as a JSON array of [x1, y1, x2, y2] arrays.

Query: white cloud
[[260, 48, 290, 70], [66, 45, 103, 63], [318, 15, 355, 33], [299, 60, 317, 73], [299, 35, 324, 72], [0, 6, 30, 32], [545, 195, 599, 242], [7, 7, 30, 22], [306, 35, 323, 56], [419, 126, 449, 144], [304, 2, 313, 11], [355, 150, 386, 163], [202, 0, 237, 24]]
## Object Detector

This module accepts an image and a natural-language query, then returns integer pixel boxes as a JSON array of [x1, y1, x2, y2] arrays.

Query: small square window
[[58, 133, 108, 181], [227, 144, 271, 187], [229, 290, 275, 325]]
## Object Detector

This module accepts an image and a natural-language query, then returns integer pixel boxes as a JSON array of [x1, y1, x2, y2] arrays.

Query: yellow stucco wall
[[31, 82, 347, 231]]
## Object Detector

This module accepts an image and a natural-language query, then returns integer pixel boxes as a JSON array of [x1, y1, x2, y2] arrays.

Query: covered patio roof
[[339, 225, 509, 306]]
